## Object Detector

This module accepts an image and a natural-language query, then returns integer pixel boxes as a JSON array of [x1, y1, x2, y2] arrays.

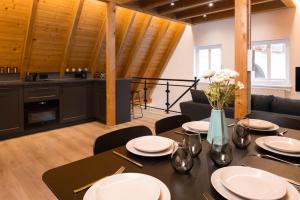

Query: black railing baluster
[[165, 81, 170, 113], [143, 79, 147, 109], [131, 77, 200, 114]]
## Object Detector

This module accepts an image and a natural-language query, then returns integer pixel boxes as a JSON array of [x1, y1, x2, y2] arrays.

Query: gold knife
[[113, 151, 143, 168], [73, 166, 126, 193]]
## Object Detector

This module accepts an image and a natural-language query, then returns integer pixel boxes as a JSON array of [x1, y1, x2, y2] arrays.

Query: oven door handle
[[28, 95, 57, 100]]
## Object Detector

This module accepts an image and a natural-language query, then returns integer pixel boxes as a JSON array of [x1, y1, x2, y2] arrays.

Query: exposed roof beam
[[20, 0, 38, 77], [121, 15, 153, 77], [116, 11, 136, 68], [90, 18, 106, 76], [60, 0, 85, 77], [280, 0, 296, 7], [158, 0, 221, 15], [141, 0, 173, 10], [190, 0, 285, 24], [176, 0, 234, 20], [136, 20, 171, 80]]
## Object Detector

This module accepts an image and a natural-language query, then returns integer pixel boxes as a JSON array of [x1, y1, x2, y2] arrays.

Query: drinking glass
[[210, 139, 232, 167], [185, 132, 202, 158], [171, 140, 193, 173], [232, 120, 251, 149]]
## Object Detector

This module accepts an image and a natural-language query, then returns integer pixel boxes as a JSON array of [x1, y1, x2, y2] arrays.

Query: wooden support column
[[106, 2, 117, 126], [20, 0, 38, 77], [60, 0, 85, 77], [234, 0, 251, 119]]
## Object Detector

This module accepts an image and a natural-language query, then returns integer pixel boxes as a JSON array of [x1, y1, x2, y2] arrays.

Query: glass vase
[[207, 109, 228, 145]]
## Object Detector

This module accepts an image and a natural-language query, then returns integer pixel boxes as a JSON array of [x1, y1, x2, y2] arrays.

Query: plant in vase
[[202, 69, 244, 166]]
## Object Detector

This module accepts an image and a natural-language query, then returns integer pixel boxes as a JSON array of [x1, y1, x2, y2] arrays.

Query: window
[[195, 45, 222, 78], [252, 40, 289, 86]]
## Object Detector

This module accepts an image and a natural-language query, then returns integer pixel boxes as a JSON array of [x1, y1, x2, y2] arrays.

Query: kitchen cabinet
[[60, 83, 87, 123], [0, 86, 23, 135]]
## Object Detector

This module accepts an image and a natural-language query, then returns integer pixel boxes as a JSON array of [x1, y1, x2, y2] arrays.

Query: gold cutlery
[[73, 166, 125, 193], [277, 129, 288, 136], [202, 192, 215, 200], [113, 151, 143, 168], [227, 123, 235, 127]]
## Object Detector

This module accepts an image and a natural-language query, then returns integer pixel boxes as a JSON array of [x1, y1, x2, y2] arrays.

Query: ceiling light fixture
[[208, 2, 214, 7], [203, 14, 207, 18], [170, 2, 175, 6]]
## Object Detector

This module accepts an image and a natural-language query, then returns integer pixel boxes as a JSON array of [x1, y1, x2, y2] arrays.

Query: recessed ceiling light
[[208, 2, 214, 7], [203, 14, 207, 18], [170, 2, 175, 6]]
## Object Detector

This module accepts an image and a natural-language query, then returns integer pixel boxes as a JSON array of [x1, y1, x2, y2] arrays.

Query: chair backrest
[[155, 115, 191, 135], [93, 126, 152, 155], [247, 112, 300, 130]]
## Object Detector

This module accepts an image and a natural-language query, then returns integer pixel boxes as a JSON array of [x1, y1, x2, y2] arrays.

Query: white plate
[[211, 167, 300, 200], [264, 136, 300, 153], [220, 166, 286, 200], [182, 121, 209, 133], [133, 136, 172, 153], [126, 137, 175, 157], [256, 137, 300, 157], [238, 119, 279, 132], [83, 173, 163, 200]]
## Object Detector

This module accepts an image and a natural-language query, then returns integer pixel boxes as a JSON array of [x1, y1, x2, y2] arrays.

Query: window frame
[[251, 39, 290, 87], [194, 44, 222, 80]]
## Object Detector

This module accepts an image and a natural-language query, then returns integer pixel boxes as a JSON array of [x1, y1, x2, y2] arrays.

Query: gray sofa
[[180, 90, 300, 130]]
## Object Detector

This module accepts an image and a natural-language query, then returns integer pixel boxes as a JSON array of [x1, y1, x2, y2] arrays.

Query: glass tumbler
[[185, 132, 202, 158], [232, 120, 251, 149], [171, 140, 193, 173], [210, 139, 232, 167]]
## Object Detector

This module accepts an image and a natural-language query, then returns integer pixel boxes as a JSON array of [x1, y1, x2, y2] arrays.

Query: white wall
[[151, 5, 300, 111]]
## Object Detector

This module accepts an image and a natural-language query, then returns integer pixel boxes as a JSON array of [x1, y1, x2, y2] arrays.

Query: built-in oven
[[24, 100, 59, 128]]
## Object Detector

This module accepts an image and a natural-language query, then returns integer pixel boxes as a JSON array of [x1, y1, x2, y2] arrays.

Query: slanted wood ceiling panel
[[67, 0, 106, 70], [0, 0, 185, 81], [0, 0, 31, 67], [29, 0, 78, 72]]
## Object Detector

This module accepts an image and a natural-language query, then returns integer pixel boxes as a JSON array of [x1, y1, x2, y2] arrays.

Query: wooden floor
[[0, 108, 174, 200]]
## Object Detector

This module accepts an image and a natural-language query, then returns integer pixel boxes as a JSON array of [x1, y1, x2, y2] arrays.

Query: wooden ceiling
[[0, 0, 185, 79], [117, 0, 295, 24]]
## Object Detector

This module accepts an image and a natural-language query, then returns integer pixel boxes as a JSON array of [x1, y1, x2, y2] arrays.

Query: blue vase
[[207, 109, 228, 145]]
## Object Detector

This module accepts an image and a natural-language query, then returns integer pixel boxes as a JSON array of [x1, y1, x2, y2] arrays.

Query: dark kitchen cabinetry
[[0, 86, 23, 135], [60, 83, 87, 123], [93, 80, 131, 124]]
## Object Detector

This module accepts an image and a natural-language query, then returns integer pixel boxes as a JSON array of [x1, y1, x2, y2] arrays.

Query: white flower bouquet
[[203, 69, 244, 110]]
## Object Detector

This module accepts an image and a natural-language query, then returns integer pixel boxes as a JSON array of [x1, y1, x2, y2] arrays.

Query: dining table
[[42, 119, 300, 200]]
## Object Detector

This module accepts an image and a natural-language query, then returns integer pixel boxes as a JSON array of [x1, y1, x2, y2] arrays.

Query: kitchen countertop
[[0, 78, 130, 87]]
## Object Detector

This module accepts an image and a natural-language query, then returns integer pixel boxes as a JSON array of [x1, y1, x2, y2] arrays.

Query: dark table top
[[43, 124, 300, 200]]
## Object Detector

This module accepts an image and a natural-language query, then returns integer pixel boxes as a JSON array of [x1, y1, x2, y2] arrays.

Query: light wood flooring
[[0, 108, 174, 200]]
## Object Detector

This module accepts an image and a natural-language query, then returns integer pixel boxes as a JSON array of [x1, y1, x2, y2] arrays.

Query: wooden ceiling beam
[[121, 15, 153, 77], [59, 0, 85, 77], [20, 0, 38, 77], [148, 23, 185, 97], [135, 20, 171, 86], [90, 17, 106, 76], [280, 0, 296, 7], [116, 11, 136, 68], [158, 0, 221, 15], [152, 23, 185, 78], [189, 0, 285, 24], [141, 0, 173, 10], [176, 0, 234, 20]]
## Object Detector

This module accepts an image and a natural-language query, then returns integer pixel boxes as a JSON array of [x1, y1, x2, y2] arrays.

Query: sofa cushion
[[190, 89, 209, 104], [251, 94, 273, 112], [272, 97, 300, 116]]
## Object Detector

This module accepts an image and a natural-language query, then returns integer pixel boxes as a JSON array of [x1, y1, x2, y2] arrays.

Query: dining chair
[[93, 125, 152, 155], [155, 115, 191, 135], [247, 112, 300, 130]]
